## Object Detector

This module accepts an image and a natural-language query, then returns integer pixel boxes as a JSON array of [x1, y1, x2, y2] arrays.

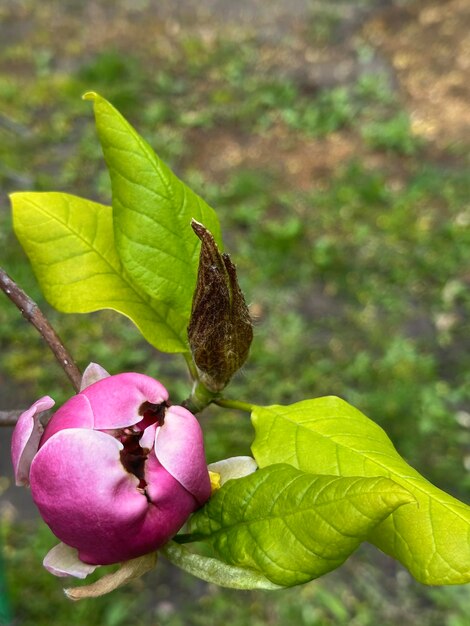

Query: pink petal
[[43, 542, 98, 579], [145, 453, 199, 516], [144, 452, 199, 535], [40, 394, 94, 447], [139, 423, 157, 451], [155, 405, 211, 506], [80, 373, 169, 429], [29, 428, 186, 564], [11, 396, 55, 486], [79, 362, 110, 391]]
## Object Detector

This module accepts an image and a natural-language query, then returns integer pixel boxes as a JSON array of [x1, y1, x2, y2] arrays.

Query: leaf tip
[[9, 191, 27, 213], [396, 491, 417, 509], [82, 91, 99, 102]]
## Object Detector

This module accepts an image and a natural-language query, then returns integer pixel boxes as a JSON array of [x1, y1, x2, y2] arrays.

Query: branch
[[0, 410, 22, 426], [0, 267, 82, 393]]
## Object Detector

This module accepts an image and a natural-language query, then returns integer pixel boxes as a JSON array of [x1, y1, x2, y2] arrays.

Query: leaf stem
[[0, 267, 82, 394], [183, 352, 199, 381], [182, 380, 219, 414], [213, 397, 254, 413]]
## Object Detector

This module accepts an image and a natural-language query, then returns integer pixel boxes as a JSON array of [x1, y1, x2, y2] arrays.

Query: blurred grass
[[0, 1, 469, 624]]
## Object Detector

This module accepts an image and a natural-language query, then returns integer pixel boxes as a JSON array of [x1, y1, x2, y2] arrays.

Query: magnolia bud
[[188, 221, 253, 392], [12, 373, 211, 569]]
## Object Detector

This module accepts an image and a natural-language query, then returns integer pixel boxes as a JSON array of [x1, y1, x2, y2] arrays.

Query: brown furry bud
[[188, 221, 253, 392]]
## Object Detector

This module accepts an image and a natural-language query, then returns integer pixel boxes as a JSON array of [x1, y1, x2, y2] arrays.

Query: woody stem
[[0, 267, 82, 394]]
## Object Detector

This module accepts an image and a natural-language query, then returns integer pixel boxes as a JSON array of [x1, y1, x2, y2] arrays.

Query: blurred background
[[0, 0, 469, 624]]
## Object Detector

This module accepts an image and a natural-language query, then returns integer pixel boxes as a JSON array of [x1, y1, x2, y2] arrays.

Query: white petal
[[43, 543, 99, 579], [64, 552, 157, 600], [208, 456, 258, 486], [79, 363, 111, 391]]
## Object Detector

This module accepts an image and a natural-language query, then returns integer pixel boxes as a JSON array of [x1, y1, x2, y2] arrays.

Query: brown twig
[[0, 410, 23, 427], [0, 267, 82, 394]]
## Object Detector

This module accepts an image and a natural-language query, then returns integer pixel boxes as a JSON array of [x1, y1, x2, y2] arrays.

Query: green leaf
[[83, 91, 222, 319], [11, 191, 188, 353], [189, 464, 413, 587], [251, 398, 470, 585], [161, 541, 282, 590]]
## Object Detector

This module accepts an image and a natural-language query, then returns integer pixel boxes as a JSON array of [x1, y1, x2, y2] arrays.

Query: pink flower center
[[118, 401, 167, 494]]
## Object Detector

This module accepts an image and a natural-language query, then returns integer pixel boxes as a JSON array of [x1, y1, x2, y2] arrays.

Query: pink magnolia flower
[[11, 370, 211, 570]]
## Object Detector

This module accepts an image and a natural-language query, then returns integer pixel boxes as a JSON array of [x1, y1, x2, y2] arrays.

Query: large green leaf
[[189, 464, 413, 587], [11, 192, 188, 353], [83, 91, 222, 318], [251, 397, 470, 585]]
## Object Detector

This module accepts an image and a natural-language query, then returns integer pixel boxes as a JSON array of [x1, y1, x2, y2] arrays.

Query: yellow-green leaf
[[83, 91, 222, 319], [251, 397, 470, 585], [11, 191, 188, 353], [190, 464, 413, 587]]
